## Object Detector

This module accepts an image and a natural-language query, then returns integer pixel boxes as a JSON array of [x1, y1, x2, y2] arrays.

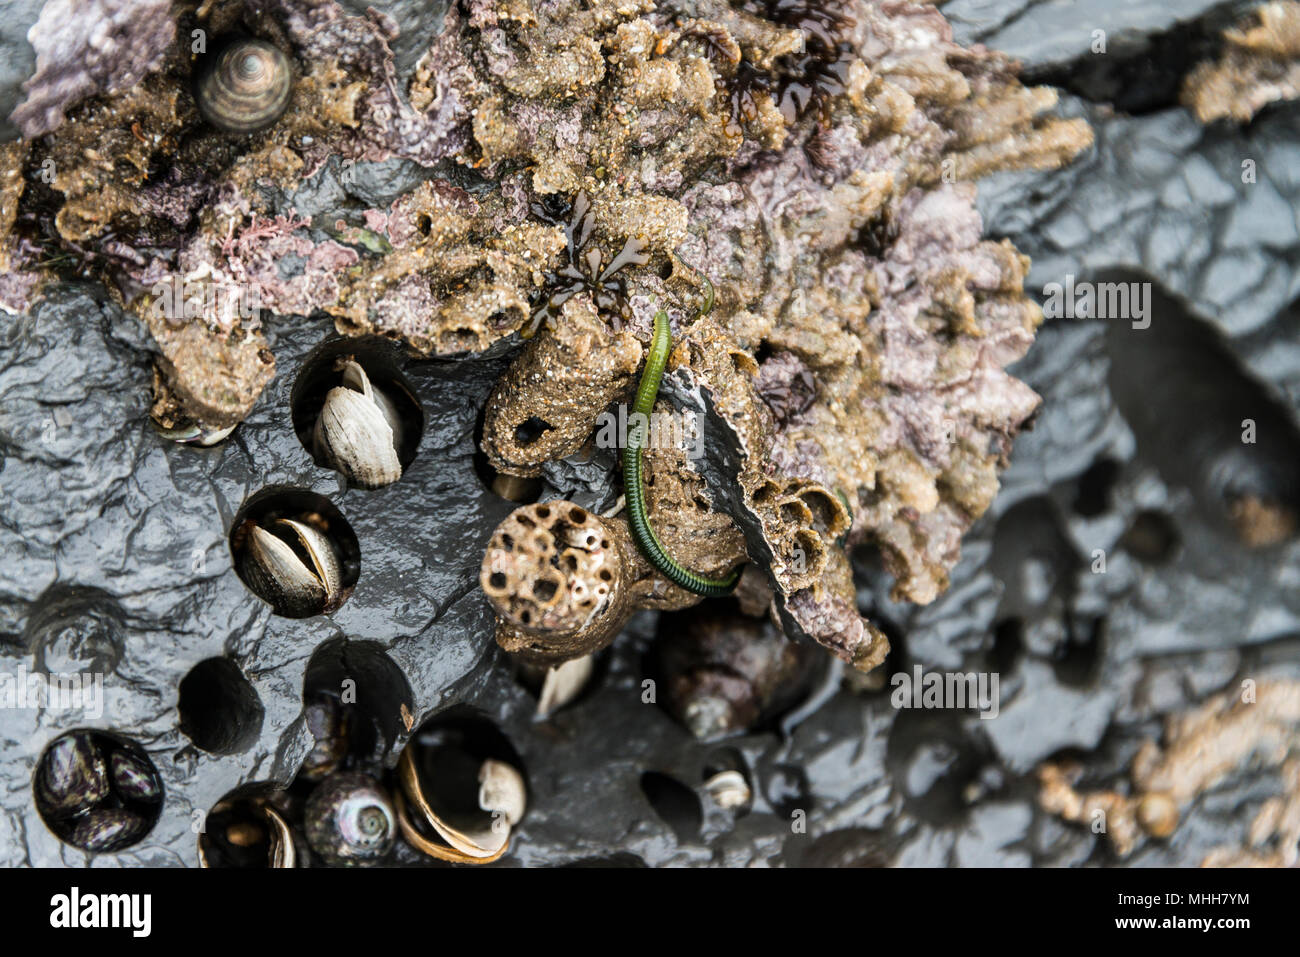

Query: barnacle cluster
[[1, 0, 1092, 671], [480, 500, 706, 661]]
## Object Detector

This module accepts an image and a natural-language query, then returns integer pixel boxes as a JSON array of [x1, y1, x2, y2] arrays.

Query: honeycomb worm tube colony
[[481, 501, 701, 663], [0, 0, 1096, 678]]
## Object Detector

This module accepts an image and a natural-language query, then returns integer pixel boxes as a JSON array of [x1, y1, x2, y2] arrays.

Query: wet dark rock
[[941, 0, 1250, 75]]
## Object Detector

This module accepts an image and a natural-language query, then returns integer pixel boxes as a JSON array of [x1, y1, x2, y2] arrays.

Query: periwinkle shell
[[34, 731, 164, 853], [304, 772, 396, 867], [196, 38, 293, 134]]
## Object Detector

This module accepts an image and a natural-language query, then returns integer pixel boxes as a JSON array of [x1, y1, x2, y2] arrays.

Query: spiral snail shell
[[304, 772, 396, 867], [196, 38, 293, 134]]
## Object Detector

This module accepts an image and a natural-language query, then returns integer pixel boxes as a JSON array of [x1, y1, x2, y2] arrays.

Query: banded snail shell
[[196, 38, 293, 134]]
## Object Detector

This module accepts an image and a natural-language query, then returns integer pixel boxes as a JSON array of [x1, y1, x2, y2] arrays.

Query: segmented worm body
[[622, 284, 742, 596]]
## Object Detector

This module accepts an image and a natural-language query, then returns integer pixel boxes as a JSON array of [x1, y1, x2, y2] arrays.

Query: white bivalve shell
[[314, 360, 404, 488]]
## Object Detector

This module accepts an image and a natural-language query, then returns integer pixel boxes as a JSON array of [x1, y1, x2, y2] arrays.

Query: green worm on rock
[[621, 277, 742, 596]]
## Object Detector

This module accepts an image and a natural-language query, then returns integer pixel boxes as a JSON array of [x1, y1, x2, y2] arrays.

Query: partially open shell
[[395, 749, 527, 864], [238, 518, 344, 617]]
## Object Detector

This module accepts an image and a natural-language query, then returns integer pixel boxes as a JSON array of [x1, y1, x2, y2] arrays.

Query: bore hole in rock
[[762, 763, 812, 821], [990, 617, 1025, 675], [1073, 457, 1122, 517], [647, 606, 821, 738], [397, 707, 529, 859], [198, 786, 299, 868], [561, 852, 648, 867], [884, 710, 986, 827], [702, 746, 747, 781], [299, 637, 415, 778], [33, 729, 163, 854], [290, 336, 425, 489], [1104, 269, 1300, 548], [178, 657, 264, 755], [1120, 510, 1181, 564], [639, 771, 702, 843], [403, 708, 524, 768], [990, 497, 1079, 616], [1053, 615, 1105, 689], [791, 827, 892, 867], [472, 405, 542, 503], [22, 584, 125, 674], [1023, 6, 1245, 116], [228, 488, 360, 619]]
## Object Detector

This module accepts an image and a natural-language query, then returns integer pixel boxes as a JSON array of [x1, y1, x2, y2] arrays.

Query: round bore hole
[[23, 584, 125, 674], [290, 337, 424, 490], [229, 488, 360, 618], [884, 710, 987, 827], [793, 828, 892, 867], [178, 657, 264, 755], [1120, 510, 1180, 564], [639, 771, 702, 844], [396, 707, 529, 858], [298, 637, 415, 778], [34, 730, 163, 854], [198, 786, 299, 868], [1073, 458, 1121, 517]]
